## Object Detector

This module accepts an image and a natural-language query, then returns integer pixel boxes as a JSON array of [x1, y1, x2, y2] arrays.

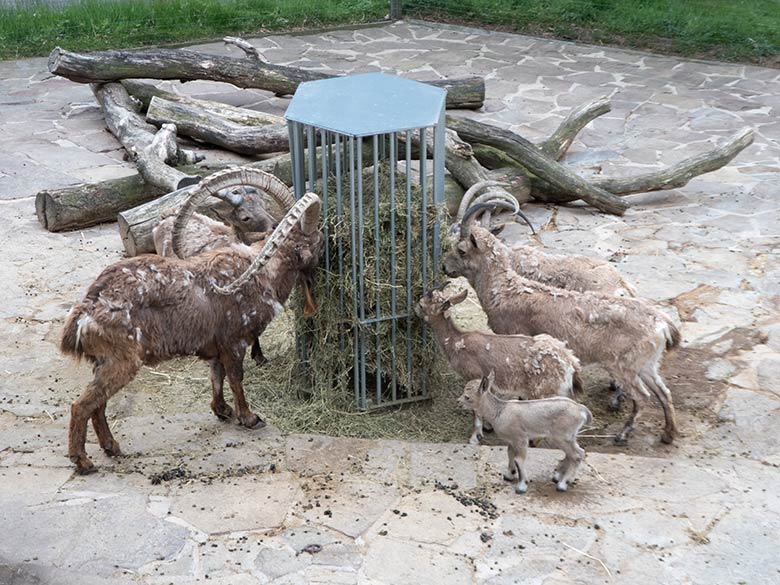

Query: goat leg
[[91, 402, 122, 456], [222, 353, 266, 429], [503, 444, 519, 482], [608, 381, 626, 412], [469, 413, 484, 445], [615, 394, 641, 445], [513, 441, 529, 494], [250, 339, 268, 367], [69, 359, 139, 473], [556, 441, 585, 491], [209, 359, 234, 421]]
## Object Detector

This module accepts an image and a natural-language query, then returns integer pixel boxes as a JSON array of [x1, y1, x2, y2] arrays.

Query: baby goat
[[444, 210, 680, 445], [61, 168, 322, 474], [459, 371, 592, 493]]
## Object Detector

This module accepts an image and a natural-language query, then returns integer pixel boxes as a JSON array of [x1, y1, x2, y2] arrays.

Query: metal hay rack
[[286, 72, 447, 410]]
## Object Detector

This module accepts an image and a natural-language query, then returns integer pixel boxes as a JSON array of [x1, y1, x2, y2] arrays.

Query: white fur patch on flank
[[75, 315, 91, 351]]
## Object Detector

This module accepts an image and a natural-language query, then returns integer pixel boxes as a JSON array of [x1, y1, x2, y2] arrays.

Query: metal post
[[390, 0, 402, 20]]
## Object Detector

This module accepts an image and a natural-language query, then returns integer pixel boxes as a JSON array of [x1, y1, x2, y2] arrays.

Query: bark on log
[[121, 80, 284, 126], [35, 175, 168, 232], [92, 82, 202, 165], [447, 116, 630, 215], [534, 127, 755, 203], [146, 96, 290, 155], [136, 123, 201, 191], [49, 47, 485, 110]]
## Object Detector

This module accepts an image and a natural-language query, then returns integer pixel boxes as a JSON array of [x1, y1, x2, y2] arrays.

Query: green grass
[[404, 0, 780, 64], [0, 0, 388, 60]]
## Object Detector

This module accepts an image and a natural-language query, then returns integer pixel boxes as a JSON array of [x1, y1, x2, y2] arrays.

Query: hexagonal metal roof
[[285, 72, 447, 137]]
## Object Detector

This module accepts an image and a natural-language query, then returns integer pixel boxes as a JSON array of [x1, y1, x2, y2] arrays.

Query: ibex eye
[[457, 248, 466, 256]]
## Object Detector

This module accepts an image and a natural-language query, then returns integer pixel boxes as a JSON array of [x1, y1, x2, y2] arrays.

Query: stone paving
[[1, 19, 779, 585]]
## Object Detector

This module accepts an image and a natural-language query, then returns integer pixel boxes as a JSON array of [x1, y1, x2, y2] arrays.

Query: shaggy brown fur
[[62, 209, 322, 474], [153, 211, 272, 366], [444, 225, 680, 445], [458, 372, 592, 493]]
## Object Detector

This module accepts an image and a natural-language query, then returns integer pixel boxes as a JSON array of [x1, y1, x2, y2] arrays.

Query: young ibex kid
[[458, 371, 592, 493]]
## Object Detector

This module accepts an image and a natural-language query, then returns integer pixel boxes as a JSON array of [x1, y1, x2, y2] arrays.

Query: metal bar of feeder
[[389, 131, 398, 402], [335, 133, 345, 355], [373, 134, 381, 406], [289, 121, 305, 199], [405, 130, 413, 396], [307, 125, 316, 193], [322, 130, 330, 276], [348, 136, 360, 409], [357, 138, 367, 408], [419, 126, 429, 397]]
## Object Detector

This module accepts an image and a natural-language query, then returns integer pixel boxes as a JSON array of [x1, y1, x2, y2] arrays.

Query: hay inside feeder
[[243, 162, 469, 437], [296, 161, 452, 408]]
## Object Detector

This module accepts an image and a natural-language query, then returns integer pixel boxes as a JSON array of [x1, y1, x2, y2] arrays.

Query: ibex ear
[[478, 376, 489, 394], [449, 289, 469, 306], [490, 224, 505, 236], [470, 233, 478, 248]]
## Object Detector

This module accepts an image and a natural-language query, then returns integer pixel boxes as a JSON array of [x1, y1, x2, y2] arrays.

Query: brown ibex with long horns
[[61, 168, 322, 474]]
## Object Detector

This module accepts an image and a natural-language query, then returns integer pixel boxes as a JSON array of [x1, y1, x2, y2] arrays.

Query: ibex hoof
[[241, 413, 266, 430], [514, 482, 528, 494], [613, 435, 628, 446], [102, 440, 122, 457], [607, 399, 622, 413], [71, 455, 96, 475], [212, 403, 234, 421], [503, 471, 517, 482], [556, 481, 569, 492], [660, 431, 675, 445]]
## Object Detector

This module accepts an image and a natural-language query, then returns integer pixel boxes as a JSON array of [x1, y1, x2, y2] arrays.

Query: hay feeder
[[286, 72, 447, 410]]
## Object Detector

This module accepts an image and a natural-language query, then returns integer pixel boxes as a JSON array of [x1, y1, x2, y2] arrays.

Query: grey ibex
[[61, 168, 323, 474], [458, 371, 592, 493]]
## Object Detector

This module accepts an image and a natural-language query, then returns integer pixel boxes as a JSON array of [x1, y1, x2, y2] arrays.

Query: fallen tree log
[[533, 127, 755, 203], [136, 123, 201, 191], [35, 174, 168, 232], [448, 116, 630, 215], [146, 96, 290, 155], [120, 79, 285, 126], [49, 46, 486, 110]]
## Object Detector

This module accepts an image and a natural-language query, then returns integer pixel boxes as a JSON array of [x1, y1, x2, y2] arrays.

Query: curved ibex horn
[[172, 167, 295, 258], [456, 180, 509, 222], [300, 194, 321, 236], [214, 192, 321, 295], [460, 202, 535, 239]]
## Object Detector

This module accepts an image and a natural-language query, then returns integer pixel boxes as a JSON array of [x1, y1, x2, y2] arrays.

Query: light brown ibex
[[444, 206, 680, 445]]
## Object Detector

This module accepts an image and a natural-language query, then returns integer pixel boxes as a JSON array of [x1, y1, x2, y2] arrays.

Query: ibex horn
[[460, 202, 535, 239], [300, 194, 322, 236], [172, 167, 296, 258], [456, 180, 509, 222], [214, 192, 321, 295]]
